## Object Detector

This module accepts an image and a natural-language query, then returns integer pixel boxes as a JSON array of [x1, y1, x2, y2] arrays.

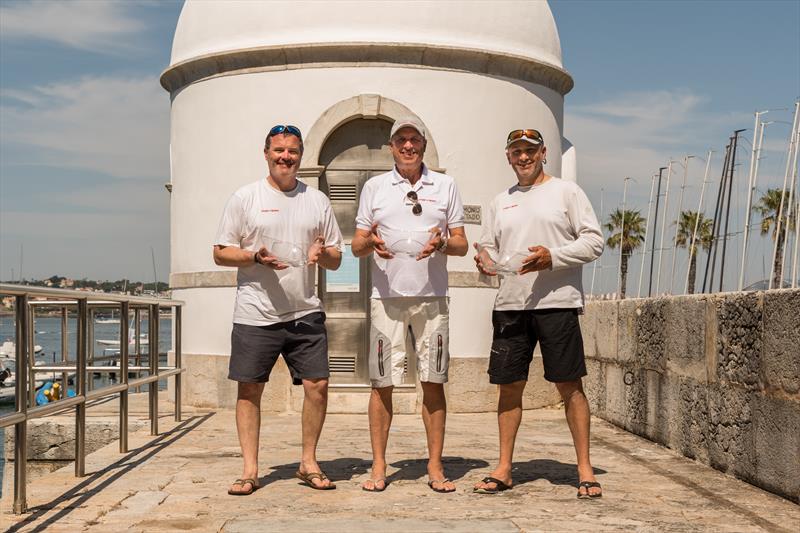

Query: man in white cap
[[351, 116, 468, 493], [473, 128, 604, 499]]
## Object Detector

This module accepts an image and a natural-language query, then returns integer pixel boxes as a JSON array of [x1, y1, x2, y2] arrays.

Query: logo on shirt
[[502, 204, 519, 210], [260, 209, 280, 213]]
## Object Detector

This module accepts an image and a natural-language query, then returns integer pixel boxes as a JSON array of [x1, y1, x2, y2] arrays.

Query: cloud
[[0, 0, 144, 52], [0, 75, 169, 179]]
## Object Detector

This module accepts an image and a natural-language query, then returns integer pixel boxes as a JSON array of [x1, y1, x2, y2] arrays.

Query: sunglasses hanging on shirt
[[406, 191, 422, 215]]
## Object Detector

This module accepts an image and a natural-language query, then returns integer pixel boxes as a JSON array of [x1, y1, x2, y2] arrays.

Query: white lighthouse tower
[[161, 0, 574, 411]]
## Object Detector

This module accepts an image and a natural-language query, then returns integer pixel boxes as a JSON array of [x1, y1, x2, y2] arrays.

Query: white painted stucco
[[170, 0, 564, 70], [164, 0, 573, 405]]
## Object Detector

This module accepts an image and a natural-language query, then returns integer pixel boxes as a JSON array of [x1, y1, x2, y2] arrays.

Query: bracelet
[[253, 252, 261, 264]]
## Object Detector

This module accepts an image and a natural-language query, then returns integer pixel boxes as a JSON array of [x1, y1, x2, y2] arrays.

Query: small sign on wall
[[463, 205, 481, 224]]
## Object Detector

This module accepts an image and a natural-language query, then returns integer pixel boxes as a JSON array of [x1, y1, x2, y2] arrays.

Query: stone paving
[[2, 401, 799, 532]]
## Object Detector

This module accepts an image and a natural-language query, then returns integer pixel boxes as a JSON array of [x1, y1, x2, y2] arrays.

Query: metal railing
[[0, 284, 184, 514]]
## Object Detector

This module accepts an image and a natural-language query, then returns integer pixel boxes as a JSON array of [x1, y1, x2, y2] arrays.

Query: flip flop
[[577, 480, 603, 499], [473, 476, 512, 494], [362, 478, 387, 492], [427, 478, 456, 493], [295, 470, 336, 490], [227, 478, 259, 496]]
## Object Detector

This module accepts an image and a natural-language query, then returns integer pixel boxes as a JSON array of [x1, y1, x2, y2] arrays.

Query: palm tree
[[675, 210, 713, 294], [605, 208, 646, 299], [754, 188, 797, 288]]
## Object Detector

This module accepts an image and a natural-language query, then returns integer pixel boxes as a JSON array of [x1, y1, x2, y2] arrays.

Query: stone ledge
[[170, 270, 498, 289]]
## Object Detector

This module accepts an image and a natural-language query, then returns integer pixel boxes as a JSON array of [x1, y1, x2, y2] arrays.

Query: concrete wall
[[581, 289, 800, 503]]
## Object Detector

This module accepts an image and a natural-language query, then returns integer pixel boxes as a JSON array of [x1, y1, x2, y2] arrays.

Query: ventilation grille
[[330, 356, 356, 373], [328, 184, 357, 202]]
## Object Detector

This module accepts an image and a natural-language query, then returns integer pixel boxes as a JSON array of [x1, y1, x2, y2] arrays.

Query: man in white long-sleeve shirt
[[473, 129, 604, 499]]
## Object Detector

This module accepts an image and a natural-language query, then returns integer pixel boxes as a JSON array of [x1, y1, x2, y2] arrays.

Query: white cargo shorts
[[369, 297, 449, 388]]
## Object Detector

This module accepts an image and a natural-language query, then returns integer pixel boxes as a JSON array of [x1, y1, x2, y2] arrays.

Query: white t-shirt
[[479, 177, 603, 310], [215, 179, 344, 325], [356, 165, 464, 298]]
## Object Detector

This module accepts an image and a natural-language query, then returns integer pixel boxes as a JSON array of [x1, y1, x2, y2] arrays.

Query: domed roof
[[170, 0, 565, 71]]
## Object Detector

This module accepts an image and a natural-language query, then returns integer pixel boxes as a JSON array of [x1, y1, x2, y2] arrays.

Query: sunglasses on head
[[269, 124, 302, 140], [407, 191, 422, 215], [506, 129, 543, 145]]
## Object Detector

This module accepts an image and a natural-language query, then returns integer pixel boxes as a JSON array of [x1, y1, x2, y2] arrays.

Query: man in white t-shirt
[[213, 125, 344, 496], [352, 116, 468, 493], [472, 129, 605, 499]]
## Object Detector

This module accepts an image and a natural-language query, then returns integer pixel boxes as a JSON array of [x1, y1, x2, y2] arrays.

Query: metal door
[[317, 118, 406, 385]]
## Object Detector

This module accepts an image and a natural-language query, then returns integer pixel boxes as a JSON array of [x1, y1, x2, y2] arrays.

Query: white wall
[[170, 65, 563, 360]]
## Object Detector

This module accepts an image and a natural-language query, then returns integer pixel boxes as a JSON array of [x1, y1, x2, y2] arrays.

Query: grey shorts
[[228, 312, 329, 385]]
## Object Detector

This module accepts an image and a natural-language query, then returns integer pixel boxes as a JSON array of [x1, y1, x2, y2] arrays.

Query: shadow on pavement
[[386, 456, 490, 484], [260, 457, 371, 487], [511, 458, 607, 487], [7, 412, 216, 533]]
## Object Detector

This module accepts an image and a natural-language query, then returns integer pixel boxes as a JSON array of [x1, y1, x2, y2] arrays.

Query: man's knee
[[555, 379, 585, 401], [303, 378, 329, 401], [498, 380, 527, 398], [237, 381, 264, 403]]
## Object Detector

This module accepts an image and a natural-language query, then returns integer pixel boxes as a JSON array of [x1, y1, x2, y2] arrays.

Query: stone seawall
[[580, 289, 800, 503]]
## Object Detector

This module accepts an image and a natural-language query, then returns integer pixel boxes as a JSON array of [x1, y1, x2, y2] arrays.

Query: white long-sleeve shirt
[[479, 176, 603, 310]]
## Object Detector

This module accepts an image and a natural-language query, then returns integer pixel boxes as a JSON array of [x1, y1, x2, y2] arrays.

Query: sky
[[1, 0, 798, 293]]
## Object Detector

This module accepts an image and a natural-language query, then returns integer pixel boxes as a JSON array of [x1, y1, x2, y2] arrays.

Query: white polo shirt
[[215, 178, 344, 326], [479, 177, 603, 310], [356, 165, 464, 298]]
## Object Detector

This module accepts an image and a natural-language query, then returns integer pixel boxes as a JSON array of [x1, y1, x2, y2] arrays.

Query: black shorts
[[488, 308, 586, 384], [229, 312, 329, 385]]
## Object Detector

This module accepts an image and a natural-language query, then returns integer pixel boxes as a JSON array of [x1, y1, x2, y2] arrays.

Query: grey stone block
[[762, 290, 800, 394], [582, 301, 618, 358], [583, 358, 606, 414], [5, 417, 146, 461], [617, 298, 639, 363], [664, 294, 709, 381], [635, 299, 667, 372], [644, 368, 670, 443], [707, 383, 757, 481], [715, 293, 763, 389], [624, 364, 648, 437], [753, 394, 800, 503], [669, 375, 709, 463], [603, 362, 627, 427]]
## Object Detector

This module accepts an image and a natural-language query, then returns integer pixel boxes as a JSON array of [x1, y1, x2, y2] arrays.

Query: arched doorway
[[317, 118, 396, 385]]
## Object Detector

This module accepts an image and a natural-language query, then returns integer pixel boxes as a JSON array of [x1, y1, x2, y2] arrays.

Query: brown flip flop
[[227, 478, 259, 496], [295, 470, 337, 490]]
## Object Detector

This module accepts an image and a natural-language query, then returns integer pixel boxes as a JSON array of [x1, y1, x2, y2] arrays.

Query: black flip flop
[[473, 476, 512, 494], [577, 480, 602, 499]]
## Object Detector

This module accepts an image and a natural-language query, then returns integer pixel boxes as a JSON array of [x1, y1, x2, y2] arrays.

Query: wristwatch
[[437, 236, 448, 253], [253, 251, 262, 265]]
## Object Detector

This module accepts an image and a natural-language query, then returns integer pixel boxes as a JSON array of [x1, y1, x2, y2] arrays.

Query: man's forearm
[[351, 234, 373, 257], [213, 245, 256, 267], [444, 235, 469, 256]]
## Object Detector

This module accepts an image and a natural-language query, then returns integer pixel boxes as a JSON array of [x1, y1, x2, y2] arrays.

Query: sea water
[[0, 314, 173, 498]]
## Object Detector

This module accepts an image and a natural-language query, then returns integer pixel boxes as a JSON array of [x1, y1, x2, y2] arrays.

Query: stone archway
[[298, 94, 441, 185]]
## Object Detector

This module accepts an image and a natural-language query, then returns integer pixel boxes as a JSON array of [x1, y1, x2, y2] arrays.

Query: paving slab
[[1, 404, 798, 532]]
